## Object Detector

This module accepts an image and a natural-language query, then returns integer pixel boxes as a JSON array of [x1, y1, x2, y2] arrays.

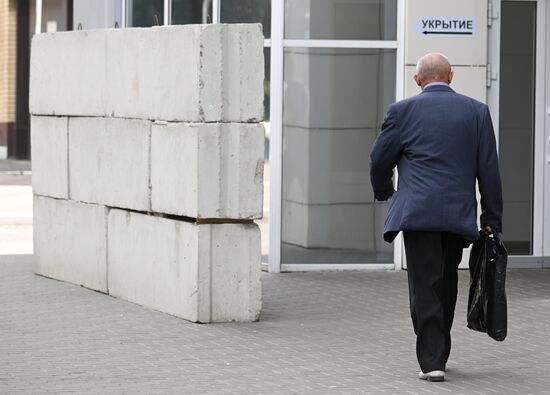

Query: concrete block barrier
[[31, 23, 264, 323], [30, 24, 264, 122], [31, 116, 69, 199], [33, 196, 108, 292], [107, 209, 261, 322], [151, 122, 264, 219], [68, 117, 151, 211]]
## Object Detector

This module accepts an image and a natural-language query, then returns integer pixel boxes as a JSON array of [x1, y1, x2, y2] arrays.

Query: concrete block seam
[[36, 198, 257, 226], [66, 117, 71, 199]]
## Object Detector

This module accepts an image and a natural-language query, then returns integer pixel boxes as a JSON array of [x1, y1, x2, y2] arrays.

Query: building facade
[[0, 0, 17, 158], [8, 0, 550, 271]]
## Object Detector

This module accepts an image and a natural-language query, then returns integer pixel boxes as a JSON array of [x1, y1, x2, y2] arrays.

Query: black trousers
[[403, 231, 464, 372]]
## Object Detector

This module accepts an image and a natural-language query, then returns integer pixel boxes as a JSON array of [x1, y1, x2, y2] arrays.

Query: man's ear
[[448, 71, 455, 84], [414, 74, 421, 87]]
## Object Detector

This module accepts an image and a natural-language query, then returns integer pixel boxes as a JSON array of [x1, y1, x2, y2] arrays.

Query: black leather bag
[[467, 232, 508, 341]]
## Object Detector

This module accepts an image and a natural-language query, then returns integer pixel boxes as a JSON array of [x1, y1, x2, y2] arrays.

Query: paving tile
[[0, 260, 549, 394]]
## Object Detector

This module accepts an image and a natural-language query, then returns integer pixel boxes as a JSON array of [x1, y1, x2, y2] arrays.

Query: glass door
[[268, 0, 403, 271], [489, 0, 549, 266]]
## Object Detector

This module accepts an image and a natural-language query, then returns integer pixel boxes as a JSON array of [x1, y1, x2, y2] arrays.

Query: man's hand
[[481, 225, 493, 234]]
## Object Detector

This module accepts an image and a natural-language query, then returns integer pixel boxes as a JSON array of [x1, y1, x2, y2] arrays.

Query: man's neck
[[423, 81, 450, 90]]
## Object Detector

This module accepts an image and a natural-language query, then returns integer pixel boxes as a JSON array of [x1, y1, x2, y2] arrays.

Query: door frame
[[488, 0, 550, 268], [267, 0, 406, 273]]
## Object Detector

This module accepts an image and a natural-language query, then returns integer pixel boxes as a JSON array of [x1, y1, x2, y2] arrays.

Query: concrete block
[[107, 209, 261, 322], [30, 24, 264, 122], [31, 116, 69, 199], [221, 24, 265, 122], [30, 30, 107, 116], [33, 196, 108, 292], [105, 25, 203, 121], [69, 117, 150, 211], [151, 122, 264, 219]]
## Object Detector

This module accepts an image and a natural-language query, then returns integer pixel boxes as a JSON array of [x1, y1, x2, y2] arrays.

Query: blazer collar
[[421, 84, 455, 93]]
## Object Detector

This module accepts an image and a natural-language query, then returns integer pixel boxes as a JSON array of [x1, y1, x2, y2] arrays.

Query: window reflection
[[285, 0, 397, 40], [127, 0, 164, 27], [282, 48, 396, 264], [220, 0, 271, 38], [172, 0, 211, 24]]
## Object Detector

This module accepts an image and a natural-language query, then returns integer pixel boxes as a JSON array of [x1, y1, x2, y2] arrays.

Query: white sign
[[416, 17, 476, 36]]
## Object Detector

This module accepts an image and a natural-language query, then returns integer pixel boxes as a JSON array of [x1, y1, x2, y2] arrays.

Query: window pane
[[285, 0, 397, 40], [282, 48, 396, 264], [172, 0, 211, 25], [498, 2, 536, 255], [220, 0, 271, 38], [127, 0, 164, 27]]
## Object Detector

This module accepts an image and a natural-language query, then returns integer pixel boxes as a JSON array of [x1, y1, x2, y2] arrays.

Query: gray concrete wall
[[31, 24, 265, 323]]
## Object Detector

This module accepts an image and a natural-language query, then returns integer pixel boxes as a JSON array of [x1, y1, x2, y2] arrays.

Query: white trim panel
[[283, 39, 398, 49], [545, 0, 550, 256], [533, 0, 546, 256], [280, 264, 396, 272], [268, 0, 284, 273]]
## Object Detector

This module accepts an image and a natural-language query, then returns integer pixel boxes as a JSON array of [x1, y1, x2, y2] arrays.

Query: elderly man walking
[[370, 53, 503, 381]]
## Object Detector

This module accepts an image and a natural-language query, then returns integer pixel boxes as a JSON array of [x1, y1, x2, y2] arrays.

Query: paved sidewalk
[[0, 176, 33, 255], [0, 159, 31, 173], [1, 258, 549, 394]]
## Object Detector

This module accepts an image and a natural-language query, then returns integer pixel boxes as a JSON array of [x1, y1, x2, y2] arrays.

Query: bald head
[[414, 53, 454, 89]]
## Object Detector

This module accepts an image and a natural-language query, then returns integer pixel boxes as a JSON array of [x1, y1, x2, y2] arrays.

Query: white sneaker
[[419, 370, 445, 382]]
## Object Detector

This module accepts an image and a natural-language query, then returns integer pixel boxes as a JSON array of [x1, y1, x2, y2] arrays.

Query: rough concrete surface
[[1, 260, 549, 394], [68, 117, 151, 211], [30, 116, 69, 199], [30, 24, 264, 123], [30, 29, 107, 117], [108, 209, 261, 323], [33, 196, 108, 292], [151, 122, 264, 219]]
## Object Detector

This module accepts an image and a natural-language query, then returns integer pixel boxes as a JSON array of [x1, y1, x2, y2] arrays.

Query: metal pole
[[212, 0, 220, 23], [268, 0, 284, 273], [164, 0, 171, 25], [121, 0, 127, 27]]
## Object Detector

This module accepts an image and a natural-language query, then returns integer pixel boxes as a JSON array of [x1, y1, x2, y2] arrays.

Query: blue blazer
[[370, 84, 503, 244]]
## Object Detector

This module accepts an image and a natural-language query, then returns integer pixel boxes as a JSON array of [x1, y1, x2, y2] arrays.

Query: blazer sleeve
[[477, 105, 503, 232], [370, 104, 402, 201]]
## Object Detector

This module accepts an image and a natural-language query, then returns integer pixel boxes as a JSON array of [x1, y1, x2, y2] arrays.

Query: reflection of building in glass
[[4, 0, 550, 271]]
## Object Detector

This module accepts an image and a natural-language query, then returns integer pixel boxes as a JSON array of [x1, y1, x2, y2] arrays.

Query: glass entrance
[[279, 0, 399, 265], [494, 0, 550, 264]]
